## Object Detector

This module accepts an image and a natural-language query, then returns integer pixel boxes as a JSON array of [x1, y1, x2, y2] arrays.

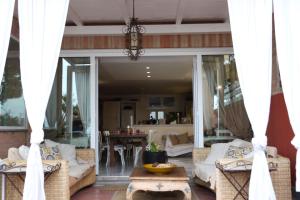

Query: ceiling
[[67, 0, 229, 25], [99, 56, 193, 96], [13, 0, 229, 25]]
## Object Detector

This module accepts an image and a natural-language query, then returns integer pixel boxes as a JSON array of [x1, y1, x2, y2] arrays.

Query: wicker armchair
[[5, 149, 96, 200], [193, 148, 292, 200]]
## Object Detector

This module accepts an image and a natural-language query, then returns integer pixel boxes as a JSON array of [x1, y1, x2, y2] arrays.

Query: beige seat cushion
[[69, 163, 93, 179]]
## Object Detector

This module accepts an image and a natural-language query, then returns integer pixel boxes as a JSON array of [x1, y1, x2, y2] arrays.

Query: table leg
[[2, 174, 5, 200]]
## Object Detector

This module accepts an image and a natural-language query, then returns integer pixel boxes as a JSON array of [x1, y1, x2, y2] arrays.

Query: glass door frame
[[59, 48, 233, 175]]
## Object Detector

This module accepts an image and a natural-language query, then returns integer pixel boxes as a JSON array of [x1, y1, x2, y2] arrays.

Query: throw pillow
[[40, 146, 62, 160], [18, 145, 30, 160], [224, 145, 253, 159], [8, 148, 23, 161], [169, 135, 179, 145], [176, 132, 189, 144], [44, 139, 60, 148], [58, 143, 78, 166], [188, 135, 194, 143]]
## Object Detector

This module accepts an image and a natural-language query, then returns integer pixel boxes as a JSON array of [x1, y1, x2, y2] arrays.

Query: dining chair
[[133, 132, 150, 167], [101, 131, 126, 167]]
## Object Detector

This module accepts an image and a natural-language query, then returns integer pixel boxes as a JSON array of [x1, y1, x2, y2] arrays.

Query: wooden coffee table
[[126, 167, 191, 200]]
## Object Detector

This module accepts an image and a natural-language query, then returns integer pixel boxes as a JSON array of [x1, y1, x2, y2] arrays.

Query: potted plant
[[143, 142, 168, 164]]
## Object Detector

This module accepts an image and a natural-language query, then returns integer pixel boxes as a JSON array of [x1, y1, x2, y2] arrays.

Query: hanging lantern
[[123, 0, 145, 60]]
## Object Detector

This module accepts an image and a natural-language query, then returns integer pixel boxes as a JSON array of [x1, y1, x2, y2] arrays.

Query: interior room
[[98, 56, 194, 177]]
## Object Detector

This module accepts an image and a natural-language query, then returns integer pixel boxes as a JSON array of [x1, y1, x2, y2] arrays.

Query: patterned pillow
[[225, 145, 253, 159], [40, 145, 62, 160]]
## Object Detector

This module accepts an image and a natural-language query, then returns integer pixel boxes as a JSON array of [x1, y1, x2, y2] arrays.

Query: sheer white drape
[[75, 67, 90, 134], [18, 0, 69, 199], [202, 63, 214, 131], [273, 0, 300, 191], [227, 0, 275, 200], [0, 0, 15, 83]]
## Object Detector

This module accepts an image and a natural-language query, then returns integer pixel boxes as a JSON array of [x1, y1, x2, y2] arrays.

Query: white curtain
[[273, 0, 300, 191], [202, 64, 214, 131], [227, 0, 275, 200], [0, 0, 15, 83], [75, 67, 90, 134], [18, 0, 69, 199]]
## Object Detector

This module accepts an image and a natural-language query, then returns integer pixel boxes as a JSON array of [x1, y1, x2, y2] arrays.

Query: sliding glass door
[[44, 57, 91, 148]]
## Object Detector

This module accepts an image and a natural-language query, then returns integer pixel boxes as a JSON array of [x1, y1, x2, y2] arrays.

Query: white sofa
[[164, 135, 194, 157], [149, 130, 194, 157]]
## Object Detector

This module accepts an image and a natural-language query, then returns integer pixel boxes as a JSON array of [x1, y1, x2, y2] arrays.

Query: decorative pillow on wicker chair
[[176, 132, 189, 144], [169, 135, 179, 145], [40, 146, 62, 160], [224, 145, 253, 159]]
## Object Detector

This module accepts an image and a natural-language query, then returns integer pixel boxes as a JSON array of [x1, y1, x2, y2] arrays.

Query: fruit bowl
[[143, 163, 176, 174]]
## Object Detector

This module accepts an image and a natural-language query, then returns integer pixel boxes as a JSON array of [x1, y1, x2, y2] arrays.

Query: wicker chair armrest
[[193, 147, 211, 163], [76, 149, 95, 161]]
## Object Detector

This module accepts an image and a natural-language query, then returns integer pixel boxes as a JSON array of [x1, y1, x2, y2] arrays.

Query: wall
[[61, 33, 232, 49], [267, 93, 296, 184], [100, 94, 189, 128]]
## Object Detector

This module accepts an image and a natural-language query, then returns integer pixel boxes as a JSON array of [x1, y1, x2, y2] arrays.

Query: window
[[44, 57, 91, 148], [0, 57, 26, 128]]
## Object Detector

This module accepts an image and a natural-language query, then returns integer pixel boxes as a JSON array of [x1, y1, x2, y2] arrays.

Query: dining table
[[107, 132, 148, 166]]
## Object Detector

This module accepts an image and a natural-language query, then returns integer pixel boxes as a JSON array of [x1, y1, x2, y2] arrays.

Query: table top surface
[[129, 167, 189, 181]]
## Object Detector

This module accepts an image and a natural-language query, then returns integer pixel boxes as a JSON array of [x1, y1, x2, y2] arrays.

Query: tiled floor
[[98, 154, 193, 177], [71, 183, 216, 200]]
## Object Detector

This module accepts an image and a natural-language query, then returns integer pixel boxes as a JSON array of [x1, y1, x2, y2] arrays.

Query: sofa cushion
[[58, 143, 78, 167], [8, 148, 23, 161], [40, 146, 62, 160], [176, 133, 189, 144], [44, 139, 59, 147]]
